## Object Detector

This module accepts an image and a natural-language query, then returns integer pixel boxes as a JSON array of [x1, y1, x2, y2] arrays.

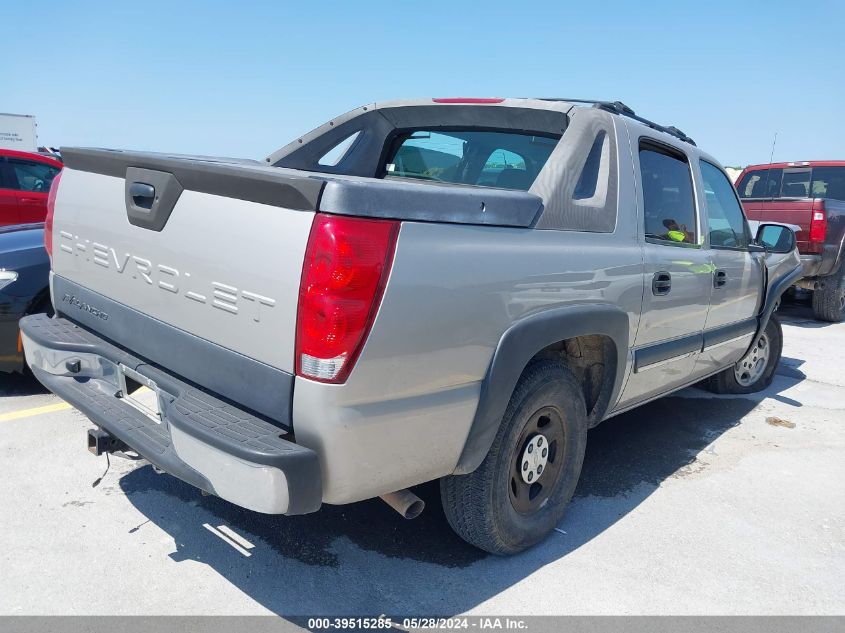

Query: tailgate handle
[[124, 167, 183, 232], [129, 182, 156, 210]]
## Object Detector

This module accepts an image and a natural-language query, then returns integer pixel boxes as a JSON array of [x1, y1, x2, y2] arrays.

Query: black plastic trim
[[750, 263, 803, 350], [124, 167, 184, 231], [319, 176, 544, 228], [634, 333, 702, 372], [52, 276, 293, 426], [454, 304, 629, 474], [31, 364, 215, 494], [61, 147, 545, 228], [22, 314, 322, 515], [702, 317, 757, 349], [61, 147, 325, 211]]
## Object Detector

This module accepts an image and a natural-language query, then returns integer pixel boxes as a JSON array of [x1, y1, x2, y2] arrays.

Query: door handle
[[129, 182, 156, 210], [714, 269, 727, 288], [19, 197, 40, 205], [652, 271, 672, 296]]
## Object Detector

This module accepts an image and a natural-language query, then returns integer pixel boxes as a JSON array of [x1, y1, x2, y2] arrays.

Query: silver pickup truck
[[21, 98, 801, 554]]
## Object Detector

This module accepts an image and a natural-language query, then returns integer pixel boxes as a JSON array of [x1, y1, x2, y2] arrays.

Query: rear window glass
[[811, 167, 845, 201], [383, 130, 559, 191], [738, 166, 845, 201]]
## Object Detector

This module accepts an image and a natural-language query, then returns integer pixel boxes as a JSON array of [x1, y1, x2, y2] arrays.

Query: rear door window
[[737, 168, 783, 199], [384, 130, 559, 191], [811, 166, 845, 201], [639, 142, 698, 246], [780, 168, 811, 198]]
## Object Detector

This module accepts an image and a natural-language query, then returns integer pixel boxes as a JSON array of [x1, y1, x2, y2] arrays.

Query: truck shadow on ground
[[0, 371, 49, 396], [118, 372, 801, 617], [776, 294, 837, 329]]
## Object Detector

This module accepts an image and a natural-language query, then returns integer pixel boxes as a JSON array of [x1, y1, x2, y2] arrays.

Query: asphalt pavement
[[1, 299, 842, 619]]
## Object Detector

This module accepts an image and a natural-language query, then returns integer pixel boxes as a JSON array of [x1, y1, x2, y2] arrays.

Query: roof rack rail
[[538, 98, 696, 146]]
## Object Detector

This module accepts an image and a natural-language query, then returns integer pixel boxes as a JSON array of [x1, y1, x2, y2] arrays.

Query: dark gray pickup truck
[[22, 98, 800, 553]]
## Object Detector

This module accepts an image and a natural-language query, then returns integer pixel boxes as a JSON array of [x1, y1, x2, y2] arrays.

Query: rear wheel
[[705, 316, 783, 394], [440, 360, 587, 555], [812, 266, 845, 323]]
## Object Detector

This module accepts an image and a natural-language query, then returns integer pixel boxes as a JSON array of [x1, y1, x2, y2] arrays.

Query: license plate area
[[117, 364, 162, 423]]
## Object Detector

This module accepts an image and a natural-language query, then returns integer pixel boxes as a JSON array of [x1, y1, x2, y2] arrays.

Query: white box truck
[[0, 113, 37, 151]]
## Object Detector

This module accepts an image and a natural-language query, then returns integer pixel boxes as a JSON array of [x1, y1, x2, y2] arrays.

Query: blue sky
[[5, 0, 843, 166]]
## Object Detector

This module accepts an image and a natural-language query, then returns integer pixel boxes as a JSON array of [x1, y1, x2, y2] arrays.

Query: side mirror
[[755, 223, 796, 254]]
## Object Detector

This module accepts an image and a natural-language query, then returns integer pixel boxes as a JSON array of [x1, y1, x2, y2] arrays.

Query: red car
[[0, 149, 63, 227], [736, 160, 845, 322]]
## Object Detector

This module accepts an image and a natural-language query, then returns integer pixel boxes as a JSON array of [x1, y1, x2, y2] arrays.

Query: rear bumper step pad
[[20, 313, 321, 515]]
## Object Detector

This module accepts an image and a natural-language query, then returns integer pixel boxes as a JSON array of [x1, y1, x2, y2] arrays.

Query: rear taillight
[[45, 170, 63, 261], [809, 200, 827, 242], [295, 214, 399, 383]]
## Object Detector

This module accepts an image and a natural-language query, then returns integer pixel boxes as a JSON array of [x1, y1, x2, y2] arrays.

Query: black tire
[[440, 360, 587, 555], [705, 316, 783, 394], [30, 294, 54, 317], [811, 266, 845, 323]]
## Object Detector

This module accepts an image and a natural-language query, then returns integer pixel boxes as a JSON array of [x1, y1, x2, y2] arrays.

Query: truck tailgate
[[52, 162, 315, 379], [742, 199, 814, 251]]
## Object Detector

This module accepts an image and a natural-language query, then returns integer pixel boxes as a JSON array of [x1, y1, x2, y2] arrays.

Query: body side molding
[[702, 317, 757, 350], [633, 332, 703, 372]]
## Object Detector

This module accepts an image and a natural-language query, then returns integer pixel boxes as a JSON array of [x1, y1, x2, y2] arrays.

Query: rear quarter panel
[[294, 218, 643, 503]]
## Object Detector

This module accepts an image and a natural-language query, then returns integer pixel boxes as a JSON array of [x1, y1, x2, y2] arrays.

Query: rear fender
[[453, 304, 629, 475]]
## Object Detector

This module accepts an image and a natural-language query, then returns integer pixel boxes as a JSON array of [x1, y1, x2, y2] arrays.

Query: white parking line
[[203, 523, 252, 557], [215, 524, 255, 550]]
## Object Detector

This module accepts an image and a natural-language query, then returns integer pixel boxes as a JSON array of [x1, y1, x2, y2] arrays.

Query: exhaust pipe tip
[[380, 489, 425, 520], [402, 498, 425, 520]]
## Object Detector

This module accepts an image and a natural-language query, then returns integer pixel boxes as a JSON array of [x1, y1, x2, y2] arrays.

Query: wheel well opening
[[530, 334, 616, 426]]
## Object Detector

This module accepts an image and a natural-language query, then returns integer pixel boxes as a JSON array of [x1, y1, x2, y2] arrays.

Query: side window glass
[[781, 168, 811, 198], [700, 161, 749, 249], [9, 160, 59, 192], [737, 168, 782, 199], [573, 131, 607, 201], [639, 144, 698, 246], [317, 131, 361, 167]]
